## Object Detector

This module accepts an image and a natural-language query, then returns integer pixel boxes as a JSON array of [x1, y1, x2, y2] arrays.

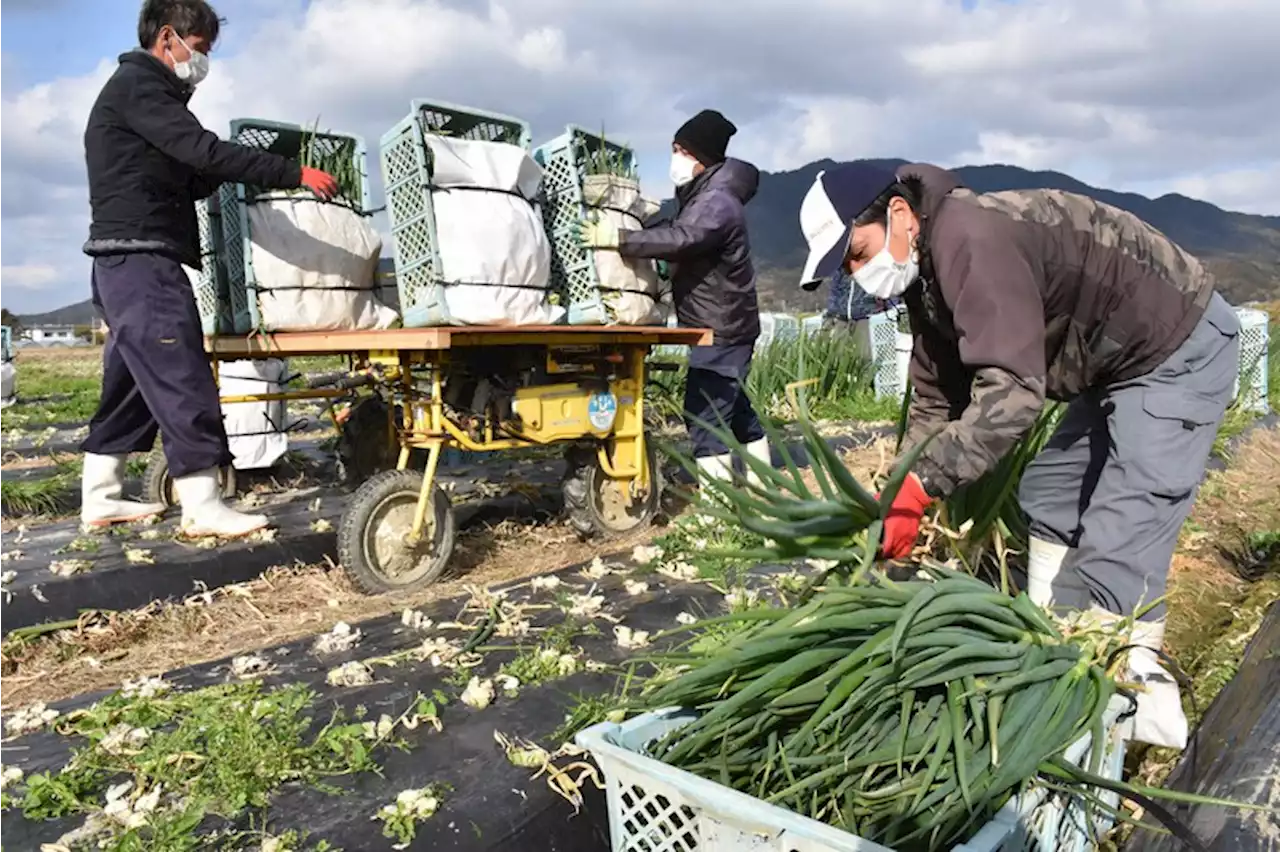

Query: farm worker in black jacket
[[79, 0, 338, 537], [578, 110, 771, 487]]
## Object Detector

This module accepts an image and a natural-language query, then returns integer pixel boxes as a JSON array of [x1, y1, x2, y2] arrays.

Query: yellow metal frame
[[203, 326, 708, 544]]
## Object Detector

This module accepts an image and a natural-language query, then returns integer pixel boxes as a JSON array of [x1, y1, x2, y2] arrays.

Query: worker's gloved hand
[[300, 167, 339, 201], [575, 216, 620, 250], [655, 259, 671, 281], [878, 472, 933, 559]]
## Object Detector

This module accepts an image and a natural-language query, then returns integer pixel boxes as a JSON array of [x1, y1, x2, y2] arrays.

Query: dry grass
[[794, 434, 896, 496], [0, 516, 661, 707]]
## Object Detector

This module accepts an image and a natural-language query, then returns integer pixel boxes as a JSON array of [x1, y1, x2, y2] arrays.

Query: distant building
[[16, 323, 89, 347], [24, 325, 78, 343]]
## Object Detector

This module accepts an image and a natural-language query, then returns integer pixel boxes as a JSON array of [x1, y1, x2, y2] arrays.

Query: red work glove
[[877, 472, 933, 559], [300, 166, 339, 201]]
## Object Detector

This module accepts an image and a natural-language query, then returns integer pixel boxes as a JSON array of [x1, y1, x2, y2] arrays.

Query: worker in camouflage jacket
[[578, 110, 770, 487], [798, 162, 1241, 751]]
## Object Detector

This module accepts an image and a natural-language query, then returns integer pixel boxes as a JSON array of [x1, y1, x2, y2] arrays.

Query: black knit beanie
[[673, 109, 737, 166]]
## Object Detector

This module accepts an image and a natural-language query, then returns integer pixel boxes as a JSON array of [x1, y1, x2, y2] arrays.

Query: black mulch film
[[1, 457, 568, 634], [1, 549, 790, 851], [1128, 601, 1280, 852]]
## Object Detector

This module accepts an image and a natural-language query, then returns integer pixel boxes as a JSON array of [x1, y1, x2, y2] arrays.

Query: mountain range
[[11, 159, 1279, 326]]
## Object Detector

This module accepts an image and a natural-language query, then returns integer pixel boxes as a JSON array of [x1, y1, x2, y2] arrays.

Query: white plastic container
[[578, 699, 1129, 852]]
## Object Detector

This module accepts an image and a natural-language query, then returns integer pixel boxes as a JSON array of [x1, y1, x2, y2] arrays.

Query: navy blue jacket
[[617, 159, 761, 346]]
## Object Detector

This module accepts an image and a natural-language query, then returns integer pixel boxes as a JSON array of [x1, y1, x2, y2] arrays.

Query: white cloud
[[2, 264, 61, 290], [2, 0, 1279, 313]]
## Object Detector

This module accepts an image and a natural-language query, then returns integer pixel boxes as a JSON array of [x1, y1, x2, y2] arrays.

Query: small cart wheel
[[141, 453, 236, 508], [337, 468, 457, 595], [563, 442, 662, 540]]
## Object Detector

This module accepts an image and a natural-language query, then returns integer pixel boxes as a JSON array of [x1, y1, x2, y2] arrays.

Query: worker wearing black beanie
[[577, 108, 770, 494], [673, 109, 737, 166]]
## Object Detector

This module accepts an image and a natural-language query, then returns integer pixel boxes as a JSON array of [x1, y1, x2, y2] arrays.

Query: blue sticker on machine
[[588, 390, 618, 432]]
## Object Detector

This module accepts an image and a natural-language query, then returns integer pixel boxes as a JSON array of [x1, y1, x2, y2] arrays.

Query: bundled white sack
[[426, 136, 562, 326], [219, 358, 290, 470], [1, 360, 15, 405], [247, 197, 399, 332], [582, 175, 667, 326]]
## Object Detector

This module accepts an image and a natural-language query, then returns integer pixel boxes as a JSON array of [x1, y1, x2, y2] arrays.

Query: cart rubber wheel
[[337, 468, 457, 595], [563, 442, 662, 540], [141, 453, 236, 508]]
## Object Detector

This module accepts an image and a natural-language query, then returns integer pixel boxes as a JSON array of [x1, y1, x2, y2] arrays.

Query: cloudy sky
[[3, 0, 1278, 314]]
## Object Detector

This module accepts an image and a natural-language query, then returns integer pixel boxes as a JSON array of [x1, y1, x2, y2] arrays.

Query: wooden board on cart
[[204, 325, 713, 357]]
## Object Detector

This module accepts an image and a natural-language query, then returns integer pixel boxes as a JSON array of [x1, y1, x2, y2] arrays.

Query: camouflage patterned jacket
[[896, 163, 1215, 499]]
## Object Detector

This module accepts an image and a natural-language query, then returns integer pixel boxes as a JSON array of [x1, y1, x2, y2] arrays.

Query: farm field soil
[[0, 435, 892, 705]]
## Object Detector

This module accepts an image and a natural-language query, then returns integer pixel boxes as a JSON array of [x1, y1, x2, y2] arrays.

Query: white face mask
[[669, 152, 698, 187], [852, 210, 918, 300], [168, 32, 210, 86]]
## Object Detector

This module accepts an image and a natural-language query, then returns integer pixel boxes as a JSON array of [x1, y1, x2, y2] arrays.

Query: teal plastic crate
[[192, 196, 233, 336], [218, 118, 371, 333], [379, 100, 532, 327], [578, 699, 1129, 852], [533, 126, 640, 326]]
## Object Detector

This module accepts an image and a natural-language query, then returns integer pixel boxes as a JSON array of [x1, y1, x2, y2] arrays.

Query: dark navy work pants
[[684, 343, 766, 458], [81, 253, 232, 478]]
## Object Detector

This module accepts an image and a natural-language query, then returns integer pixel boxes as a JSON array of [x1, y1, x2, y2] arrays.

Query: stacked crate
[[218, 119, 370, 333], [379, 100, 532, 327], [533, 126, 640, 325]]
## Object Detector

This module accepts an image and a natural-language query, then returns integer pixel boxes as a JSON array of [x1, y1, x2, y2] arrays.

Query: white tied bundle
[[246, 197, 399, 332], [582, 174, 665, 326], [0, 360, 14, 402], [218, 358, 290, 470], [426, 136, 562, 326]]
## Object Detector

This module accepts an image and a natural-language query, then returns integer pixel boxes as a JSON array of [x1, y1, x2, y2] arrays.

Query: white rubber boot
[[173, 468, 268, 538], [1128, 618, 1189, 750], [743, 438, 772, 489], [80, 453, 166, 530], [694, 454, 733, 525], [1026, 536, 1090, 610], [696, 453, 733, 484]]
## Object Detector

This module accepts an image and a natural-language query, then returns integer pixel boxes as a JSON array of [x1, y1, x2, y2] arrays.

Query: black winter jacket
[[83, 51, 302, 268]]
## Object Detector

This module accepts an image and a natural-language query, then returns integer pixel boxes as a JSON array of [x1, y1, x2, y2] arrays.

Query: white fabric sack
[[426, 136, 562, 326], [218, 358, 289, 470], [1, 361, 15, 403], [247, 197, 399, 332], [582, 175, 666, 326]]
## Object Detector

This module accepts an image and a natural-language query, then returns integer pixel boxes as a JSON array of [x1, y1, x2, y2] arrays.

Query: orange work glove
[[300, 166, 339, 201], [878, 472, 933, 559]]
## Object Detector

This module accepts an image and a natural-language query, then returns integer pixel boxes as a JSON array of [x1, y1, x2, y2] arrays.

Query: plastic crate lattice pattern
[[379, 100, 532, 327], [534, 127, 638, 325], [869, 306, 912, 400], [580, 702, 1129, 852], [1233, 307, 1271, 414], [219, 119, 369, 333]]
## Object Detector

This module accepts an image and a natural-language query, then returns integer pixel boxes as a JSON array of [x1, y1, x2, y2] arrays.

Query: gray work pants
[[1018, 293, 1240, 620]]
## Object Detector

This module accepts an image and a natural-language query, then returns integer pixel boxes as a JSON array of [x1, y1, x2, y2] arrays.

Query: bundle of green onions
[[581, 126, 638, 180], [675, 393, 933, 582], [639, 568, 1264, 851], [640, 567, 1143, 850], [297, 122, 363, 208]]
